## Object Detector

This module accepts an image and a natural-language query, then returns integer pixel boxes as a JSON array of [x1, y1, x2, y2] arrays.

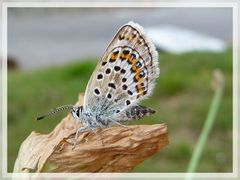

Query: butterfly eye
[[76, 109, 79, 117], [79, 106, 83, 112]]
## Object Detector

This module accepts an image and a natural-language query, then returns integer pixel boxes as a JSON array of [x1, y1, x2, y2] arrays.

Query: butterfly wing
[[83, 21, 159, 120]]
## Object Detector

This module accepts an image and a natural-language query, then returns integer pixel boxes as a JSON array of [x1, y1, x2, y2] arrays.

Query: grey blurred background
[[8, 7, 232, 70]]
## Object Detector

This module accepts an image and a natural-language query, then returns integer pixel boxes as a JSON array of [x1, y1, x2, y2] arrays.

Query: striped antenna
[[36, 104, 73, 120]]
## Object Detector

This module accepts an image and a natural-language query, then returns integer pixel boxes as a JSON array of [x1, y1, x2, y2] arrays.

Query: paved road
[[8, 8, 232, 70]]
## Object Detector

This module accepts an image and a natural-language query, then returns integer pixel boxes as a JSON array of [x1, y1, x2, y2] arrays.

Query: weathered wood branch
[[14, 93, 168, 173]]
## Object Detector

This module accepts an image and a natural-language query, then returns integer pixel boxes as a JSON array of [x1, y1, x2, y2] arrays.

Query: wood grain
[[14, 93, 168, 173]]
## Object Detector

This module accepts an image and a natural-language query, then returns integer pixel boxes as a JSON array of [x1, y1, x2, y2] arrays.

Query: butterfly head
[[36, 105, 83, 121], [71, 106, 83, 120]]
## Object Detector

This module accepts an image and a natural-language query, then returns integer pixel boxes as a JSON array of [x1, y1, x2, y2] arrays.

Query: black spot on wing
[[127, 90, 133, 95], [123, 50, 130, 55], [108, 83, 116, 89], [94, 88, 100, 95], [105, 68, 111, 74], [102, 62, 107, 66], [122, 84, 128, 90], [120, 69, 126, 74], [97, 74, 103, 80], [122, 78, 127, 82], [107, 93, 112, 99], [114, 66, 121, 71]]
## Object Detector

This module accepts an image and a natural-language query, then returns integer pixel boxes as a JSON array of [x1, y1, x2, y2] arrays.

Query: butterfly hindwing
[[83, 21, 159, 120]]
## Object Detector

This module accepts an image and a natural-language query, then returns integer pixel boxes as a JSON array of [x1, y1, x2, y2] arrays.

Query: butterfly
[[36, 21, 160, 141]]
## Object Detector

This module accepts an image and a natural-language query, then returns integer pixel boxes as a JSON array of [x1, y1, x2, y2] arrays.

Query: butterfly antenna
[[36, 104, 73, 120]]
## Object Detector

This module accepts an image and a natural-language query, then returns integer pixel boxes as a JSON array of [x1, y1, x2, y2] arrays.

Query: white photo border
[[1, 1, 239, 179]]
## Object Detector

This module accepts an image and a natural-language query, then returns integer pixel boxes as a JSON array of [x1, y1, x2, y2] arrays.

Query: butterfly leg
[[73, 126, 89, 148], [108, 118, 129, 129]]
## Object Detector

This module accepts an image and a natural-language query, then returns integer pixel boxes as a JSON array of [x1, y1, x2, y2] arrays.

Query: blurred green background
[[8, 49, 232, 172]]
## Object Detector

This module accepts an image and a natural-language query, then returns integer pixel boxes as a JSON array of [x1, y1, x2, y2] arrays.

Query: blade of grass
[[185, 69, 224, 179]]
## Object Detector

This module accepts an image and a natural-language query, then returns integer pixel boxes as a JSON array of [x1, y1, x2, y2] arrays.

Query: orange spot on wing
[[131, 64, 137, 72], [137, 83, 143, 96], [126, 35, 133, 41], [120, 53, 130, 61], [110, 51, 119, 62], [131, 61, 142, 72], [111, 54, 117, 60], [134, 71, 144, 82], [128, 55, 137, 64]]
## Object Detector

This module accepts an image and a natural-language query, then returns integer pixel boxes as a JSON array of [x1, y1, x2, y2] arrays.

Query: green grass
[[186, 68, 224, 177], [7, 49, 232, 172]]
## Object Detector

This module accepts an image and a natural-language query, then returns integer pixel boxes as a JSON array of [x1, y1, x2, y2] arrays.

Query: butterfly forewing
[[83, 21, 159, 118]]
